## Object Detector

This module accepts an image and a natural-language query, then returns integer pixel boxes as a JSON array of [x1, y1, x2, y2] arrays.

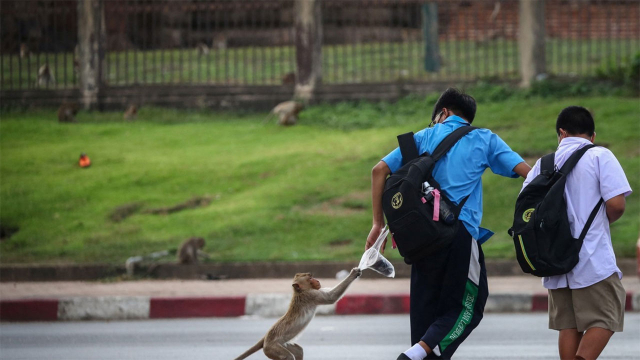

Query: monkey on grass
[[20, 43, 30, 59], [281, 72, 295, 85], [36, 64, 55, 87], [264, 101, 304, 126], [177, 237, 209, 264], [57, 103, 78, 123], [195, 42, 210, 56], [234, 268, 362, 360], [123, 104, 137, 121]]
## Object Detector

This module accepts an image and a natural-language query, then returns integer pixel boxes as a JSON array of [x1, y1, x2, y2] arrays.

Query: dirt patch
[[260, 171, 273, 179], [144, 196, 212, 215], [109, 203, 143, 222], [293, 191, 369, 217], [0, 224, 19, 241], [328, 238, 353, 247]]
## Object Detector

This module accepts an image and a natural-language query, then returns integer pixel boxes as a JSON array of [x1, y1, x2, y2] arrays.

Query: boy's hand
[[365, 224, 387, 254]]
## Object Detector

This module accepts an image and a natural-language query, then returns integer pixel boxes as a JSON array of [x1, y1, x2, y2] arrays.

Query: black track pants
[[409, 224, 489, 359]]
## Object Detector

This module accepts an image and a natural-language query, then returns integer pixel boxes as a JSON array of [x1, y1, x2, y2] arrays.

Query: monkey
[[73, 44, 80, 79], [73, 59, 80, 79], [19, 43, 30, 59], [234, 268, 362, 360], [213, 33, 227, 50], [36, 64, 55, 87], [264, 101, 304, 126], [489, 1, 501, 24], [196, 42, 210, 56], [177, 237, 209, 264], [57, 102, 78, 123], [123, 104, 137, 121], [281, 72, 296, 85], [479, 2, 504, 44]]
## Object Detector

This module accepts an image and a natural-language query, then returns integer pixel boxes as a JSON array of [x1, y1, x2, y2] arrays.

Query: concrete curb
[[3, 259, 638, 282], [1, 292, 638, 322]]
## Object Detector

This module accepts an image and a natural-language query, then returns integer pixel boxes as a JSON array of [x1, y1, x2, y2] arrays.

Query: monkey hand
[[349, 268, 362, 278]]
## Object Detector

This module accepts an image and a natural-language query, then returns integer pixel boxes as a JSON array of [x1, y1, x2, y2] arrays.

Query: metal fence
[[1, 0, 638, 91], [103, 0, 296, 86], [321, 0, 521, 83], [321, 0, 639, 83], [1, 1, 78, 90], [546, 0, 639, 77]]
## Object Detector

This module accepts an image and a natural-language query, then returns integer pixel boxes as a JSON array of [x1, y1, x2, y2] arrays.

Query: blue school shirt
[[382, 115, 524, 244]]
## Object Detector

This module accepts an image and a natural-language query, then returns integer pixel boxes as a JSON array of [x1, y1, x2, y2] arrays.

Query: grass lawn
[[0, 95, 638, 264]]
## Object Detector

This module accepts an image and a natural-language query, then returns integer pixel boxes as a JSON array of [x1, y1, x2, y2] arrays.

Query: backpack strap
[[540, 153, 555, 175], [578, 198, 605, 241], [397, 132, 419, 166], [432, 126, 477, 212], [560, 144, 601, 241], [430, 126, 477, 162], [558, 144, 597, 175]]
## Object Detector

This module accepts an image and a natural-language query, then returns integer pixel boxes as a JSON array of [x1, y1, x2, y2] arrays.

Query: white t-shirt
[[521, 137, 632, 289]]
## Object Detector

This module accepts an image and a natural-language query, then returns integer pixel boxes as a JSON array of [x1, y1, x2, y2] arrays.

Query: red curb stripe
[[0, 299, 59, 322], [149, 297, 245, 318], [336, 294, 410, 315], [531, 293, 548, 312]]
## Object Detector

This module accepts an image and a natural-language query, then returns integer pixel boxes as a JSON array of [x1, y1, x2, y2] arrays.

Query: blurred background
[[0, 0, 638, 274]]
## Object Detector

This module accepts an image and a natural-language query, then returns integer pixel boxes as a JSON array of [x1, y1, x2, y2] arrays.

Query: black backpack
[[509, 145, 604, 277], [382, 126, 476, 264]]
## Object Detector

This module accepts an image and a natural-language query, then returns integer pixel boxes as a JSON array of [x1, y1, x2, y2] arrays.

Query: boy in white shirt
[[521, 106, 631, 360]]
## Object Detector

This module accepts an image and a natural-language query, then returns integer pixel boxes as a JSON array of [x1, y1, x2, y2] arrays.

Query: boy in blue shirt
[[366, 88, 530, 359]]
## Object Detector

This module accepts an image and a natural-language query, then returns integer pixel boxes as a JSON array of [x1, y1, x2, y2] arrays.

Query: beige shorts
[[548, 273, 625, 333]]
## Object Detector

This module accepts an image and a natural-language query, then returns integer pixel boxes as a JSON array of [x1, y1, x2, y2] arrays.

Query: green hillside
[[1, 96, 637, 264]]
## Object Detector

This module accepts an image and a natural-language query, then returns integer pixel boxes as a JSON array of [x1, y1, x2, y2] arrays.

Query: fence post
[[518, 0, 546, 87], [77, 0, 106, 110], [422, 3, 440, 73], [294, 0, 322, 103]]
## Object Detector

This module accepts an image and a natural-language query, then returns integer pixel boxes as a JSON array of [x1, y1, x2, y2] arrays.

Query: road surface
[[1, 313, 638, 359]]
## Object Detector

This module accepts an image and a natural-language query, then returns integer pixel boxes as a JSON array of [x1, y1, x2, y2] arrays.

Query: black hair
[[556, 106, 595, 136], [431, 88, 477, 123]]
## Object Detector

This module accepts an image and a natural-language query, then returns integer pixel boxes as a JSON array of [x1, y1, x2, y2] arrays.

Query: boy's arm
[[486, 132, 528, 178], [597, 149, 632, 224], [513, 162, 532, 178], [366, 161, 391, 252], [605, 194, 626, 224]]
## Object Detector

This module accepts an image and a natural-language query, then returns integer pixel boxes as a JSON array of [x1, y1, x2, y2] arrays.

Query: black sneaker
[[396, 354, 411, 360]]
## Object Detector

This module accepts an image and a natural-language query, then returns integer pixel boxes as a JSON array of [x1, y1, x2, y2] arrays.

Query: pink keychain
[[433, 189, 441, 221]]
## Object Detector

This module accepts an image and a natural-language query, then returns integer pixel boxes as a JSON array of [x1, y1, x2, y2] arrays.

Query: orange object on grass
[[79, 153, 91, 168]]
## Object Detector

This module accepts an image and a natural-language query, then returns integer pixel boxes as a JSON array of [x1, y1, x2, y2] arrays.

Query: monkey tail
[[262, 111, 276, 125], [233, 337, 264, 360]]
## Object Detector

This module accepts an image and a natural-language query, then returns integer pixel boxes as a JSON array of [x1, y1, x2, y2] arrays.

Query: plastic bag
[[358, 225, 395, 278]]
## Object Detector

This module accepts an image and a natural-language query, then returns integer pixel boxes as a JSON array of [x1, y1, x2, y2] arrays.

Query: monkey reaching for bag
[[234, 268, 362, 360]]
